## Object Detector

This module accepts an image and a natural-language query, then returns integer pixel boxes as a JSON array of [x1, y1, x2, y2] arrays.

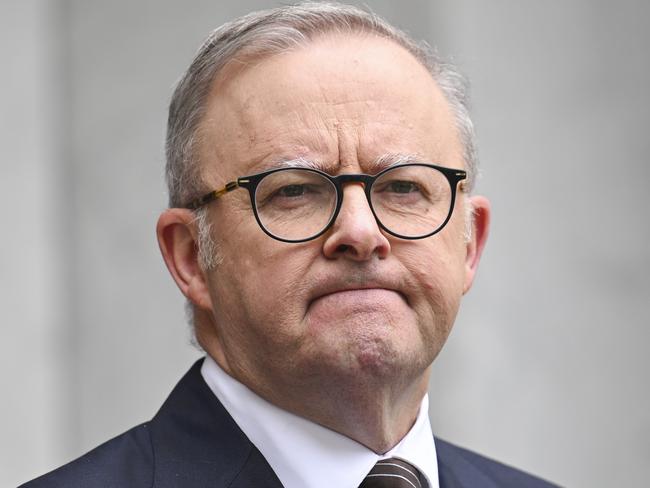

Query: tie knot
[[359, 457, 426, 488]]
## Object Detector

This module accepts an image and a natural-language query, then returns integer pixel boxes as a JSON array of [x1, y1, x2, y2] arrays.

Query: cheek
[[399, 244, 465, 326], [206, 252, 310, 375], [402, 238, 465, 291], [215, 235, 316, 328]]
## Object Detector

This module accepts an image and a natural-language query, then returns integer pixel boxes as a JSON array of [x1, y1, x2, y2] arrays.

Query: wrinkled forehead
[[196, 34, 462, 182]]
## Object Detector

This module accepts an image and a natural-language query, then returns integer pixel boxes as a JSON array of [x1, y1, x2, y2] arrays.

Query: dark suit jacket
[[21, 359, 559, 487]]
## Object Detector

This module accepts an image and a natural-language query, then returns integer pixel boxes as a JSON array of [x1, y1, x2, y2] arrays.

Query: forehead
[[197, 34, 462, 181]]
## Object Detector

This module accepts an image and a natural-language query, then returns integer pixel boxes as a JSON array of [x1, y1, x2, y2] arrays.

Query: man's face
[[193, 35, 485, 408]]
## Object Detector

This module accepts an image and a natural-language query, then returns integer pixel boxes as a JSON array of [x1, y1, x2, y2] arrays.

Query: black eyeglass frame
[[185, 162, 467, 243]]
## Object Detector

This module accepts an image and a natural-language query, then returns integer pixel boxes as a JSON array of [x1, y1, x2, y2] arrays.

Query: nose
[[322, 184, 391, 260]]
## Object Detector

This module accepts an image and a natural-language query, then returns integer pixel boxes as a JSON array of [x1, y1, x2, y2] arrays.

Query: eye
[[384, 180, 420, 194], [254, 168, 334, 211], [258, 182, 327, 209], [277, 184, 307, 197]]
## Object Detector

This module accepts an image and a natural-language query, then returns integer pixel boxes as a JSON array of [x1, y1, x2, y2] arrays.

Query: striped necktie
[[359, 457, 428, 488]]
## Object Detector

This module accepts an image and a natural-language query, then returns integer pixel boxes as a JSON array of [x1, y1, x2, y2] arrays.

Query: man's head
[[157, 2, 489, 451]]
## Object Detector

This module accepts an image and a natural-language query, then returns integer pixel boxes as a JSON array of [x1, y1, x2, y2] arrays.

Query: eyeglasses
[[185, 163, 467, 243]]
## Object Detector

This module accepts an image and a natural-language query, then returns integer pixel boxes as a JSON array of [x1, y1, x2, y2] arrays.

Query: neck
[[235, 353, 430, 453], [299, 372, 431, 453], [197, 316, 432, 453]]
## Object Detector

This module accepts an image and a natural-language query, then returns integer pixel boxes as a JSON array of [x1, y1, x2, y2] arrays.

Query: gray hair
[[165, 1, 477, 210]]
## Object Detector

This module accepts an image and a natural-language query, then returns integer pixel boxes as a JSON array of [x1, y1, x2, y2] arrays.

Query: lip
[[308, 279, 408, 306]]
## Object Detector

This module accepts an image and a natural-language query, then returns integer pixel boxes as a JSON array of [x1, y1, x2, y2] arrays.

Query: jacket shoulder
[[19, 423, 153, 488], [435, 438, 560, 487]]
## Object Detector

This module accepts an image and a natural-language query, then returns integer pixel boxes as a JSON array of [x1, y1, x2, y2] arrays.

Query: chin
[[333, 334, 427, 382], [354, 345, 398, 377], [300, 308, 431, 377]]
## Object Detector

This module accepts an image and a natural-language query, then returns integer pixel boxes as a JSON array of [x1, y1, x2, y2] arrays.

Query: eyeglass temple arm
[[185, 181, 240, 210], [454, 171, 467, 193]]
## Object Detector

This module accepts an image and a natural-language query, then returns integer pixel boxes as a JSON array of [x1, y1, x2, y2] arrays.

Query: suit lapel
[[149, 359, 283, 488], [229, 448, 285, 488], [435, 438, 499, 488]]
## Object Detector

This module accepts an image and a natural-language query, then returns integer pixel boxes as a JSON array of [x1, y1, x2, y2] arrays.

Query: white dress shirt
[[201, 355, 439, 488]]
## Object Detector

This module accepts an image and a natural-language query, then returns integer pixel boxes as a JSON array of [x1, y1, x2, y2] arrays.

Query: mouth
[[316, 286, 403, 299], [305, 286, 409, 327], [308, 280, 408, 307]]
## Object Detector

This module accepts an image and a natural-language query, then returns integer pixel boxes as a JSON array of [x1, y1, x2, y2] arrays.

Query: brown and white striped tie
[[359, 457, 427, 488]]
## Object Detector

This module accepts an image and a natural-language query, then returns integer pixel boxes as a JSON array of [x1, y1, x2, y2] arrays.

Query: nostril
[[336, 244, 349, 253]]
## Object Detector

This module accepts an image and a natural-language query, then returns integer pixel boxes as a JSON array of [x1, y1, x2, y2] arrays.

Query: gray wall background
[[2, 1, 648, 486]]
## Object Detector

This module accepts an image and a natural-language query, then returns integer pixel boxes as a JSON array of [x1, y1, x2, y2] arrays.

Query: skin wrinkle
[[203, 53, 453, 183], [172, 34, 489, 453]]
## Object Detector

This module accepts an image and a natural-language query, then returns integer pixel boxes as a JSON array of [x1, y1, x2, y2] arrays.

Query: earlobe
[[463, 195, 491, 294], [156, 208, 214, 310]]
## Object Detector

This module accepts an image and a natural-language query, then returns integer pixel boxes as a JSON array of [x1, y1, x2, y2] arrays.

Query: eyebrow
[[276, 157, 323, 170], [249, 153, 427, 175], [249, 157, 322, 174], [369, 153, 428, 173]]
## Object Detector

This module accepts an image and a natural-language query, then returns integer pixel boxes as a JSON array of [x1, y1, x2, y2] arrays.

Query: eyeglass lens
[[253, 165, 453, 241]]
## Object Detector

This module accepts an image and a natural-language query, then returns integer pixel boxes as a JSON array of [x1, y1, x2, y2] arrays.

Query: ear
[[156, 208, 214, 311], [463, 195, 491, 294]]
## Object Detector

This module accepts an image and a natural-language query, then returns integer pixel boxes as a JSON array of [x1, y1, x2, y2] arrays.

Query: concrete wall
[[1, 0, 69, 483], [2, 1, 648, 486]]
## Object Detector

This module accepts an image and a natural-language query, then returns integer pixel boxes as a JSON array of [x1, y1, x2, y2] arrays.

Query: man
[[22, 2, 558, 487]]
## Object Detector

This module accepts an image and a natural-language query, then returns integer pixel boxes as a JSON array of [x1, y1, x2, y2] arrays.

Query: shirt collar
[[201, 355, 439, 488]]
